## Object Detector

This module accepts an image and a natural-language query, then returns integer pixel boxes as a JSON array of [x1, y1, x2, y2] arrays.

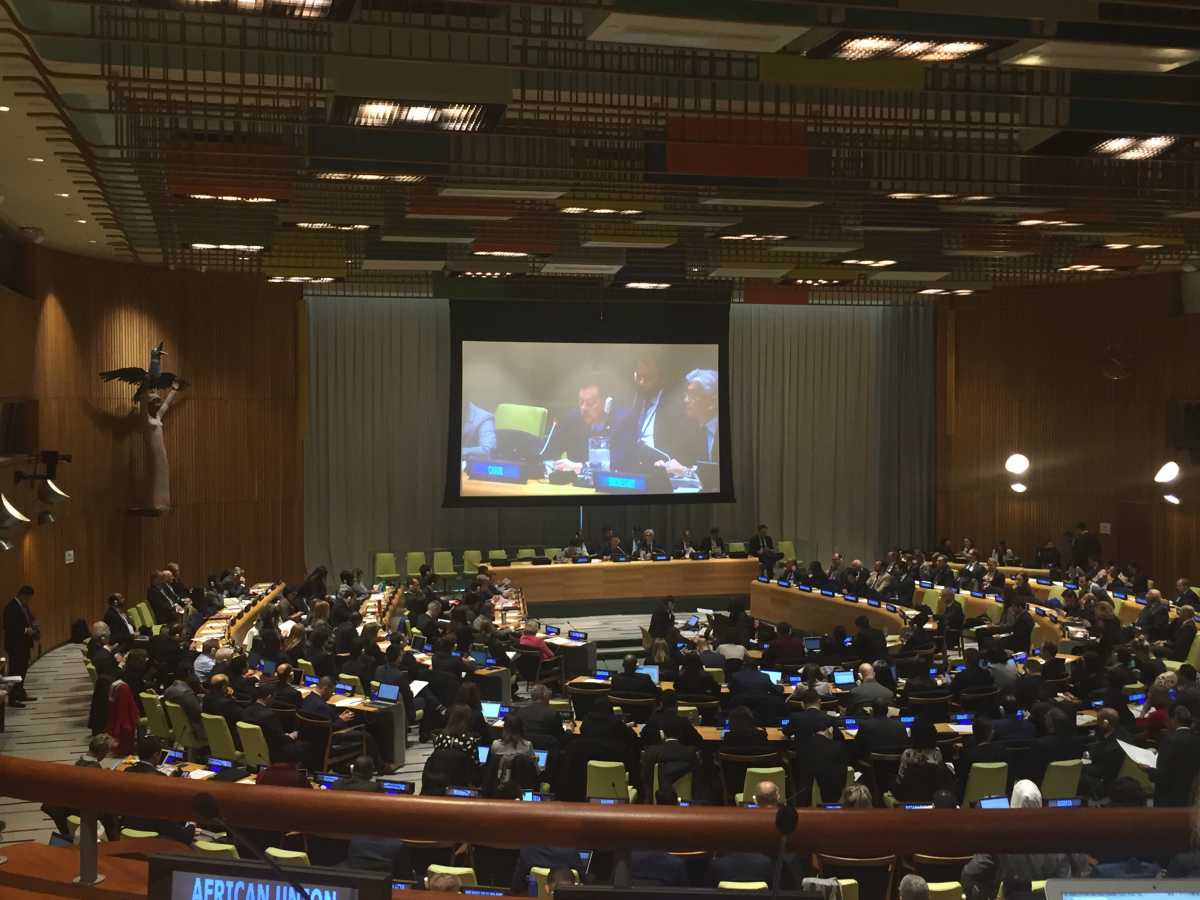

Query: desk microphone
[[192, 793, 312, 900]]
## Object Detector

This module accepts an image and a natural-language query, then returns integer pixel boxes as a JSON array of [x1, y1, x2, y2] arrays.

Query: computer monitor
[[379, 779, 415, 795], [303, 674, 320, 687], [842, 718, 859, 731], [481, 701, 510, 720], [976, 795, 1009, 809], [477, 745, 490, 765], [257, 659, 275, 675], [594, 669, 611, 680], [803, 636, 823, 652], [832, 670, 855, 687], [1044, 881, 1200, 900], [568, 630, 588, 642], [544, 625, 561, 636], [334, 681, 355, 695], [374, 682, 401, 703], [534, 749, 549, 771], [521, 790, 553, 802], [314, 772, 341, 789], [160, 748, 184, 767], [686, 615, 700, 629], [760, 669, 782, 685], [635, 665, 660, 684], [206, 757, 236, 774]]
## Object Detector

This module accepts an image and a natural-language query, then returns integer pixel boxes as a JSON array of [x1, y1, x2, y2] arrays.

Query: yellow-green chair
[[543, 548, 562, 560], [530, 867, 581, 898], [652, 765, 693, 802], [735, 766, 786, 806], [405, 552, 426, 578], [236, 722, 272, 768], [810, 767, 854, 808], [127, 605, 147, 631], [298, 659, 316, 678], [1164, 631, 1200, 672], [338, 674, 366, 696], [719, 883, 769, 891], [266, 847, 310, 866], [164, 701, 208, 757], [201, 714, 245, 763], [928, 882, 964, 900], [777, 540, 797, 562], [433, 550, 458, 586], [121, 828, 160, 839], [705, 667, 726, 685], [1040, 759, 1082, 800], [457, 551, 480, 578], [728, 542, 746, 553], [516, 548, 536, 559], [963, 762, 1008, 806], [195, 840, 240, 859], [836, 881, 859, 900], [374, 552, 401, 584], [495, 403, 549, 438], [1117, 753, 1153, 791], [488, 549, 508, 562], [586, 760, 637, 803], [141, 692, 174, 742], [136, 602, 164, 635], [85, 661, 98, 686], [427, 864, 478, 887]]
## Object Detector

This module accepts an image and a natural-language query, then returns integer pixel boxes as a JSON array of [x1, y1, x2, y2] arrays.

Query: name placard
[[150, 856, 390, 900]]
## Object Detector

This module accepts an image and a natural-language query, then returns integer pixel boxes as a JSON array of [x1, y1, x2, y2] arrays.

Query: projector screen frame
[[445, 299, 734, 508]]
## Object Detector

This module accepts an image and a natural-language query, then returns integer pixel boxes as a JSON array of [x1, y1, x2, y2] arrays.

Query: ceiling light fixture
[[0, 494, 31, 528], [1155, 461, 1180, 484], [316, 171, 425, 183], [75, 219, 87, 224], [472, 250, 529, 258], [187, 193, 277, 204], [718, 233, 789, 242], [1010, 483, 1028, 494], [919, 288, 947, 295], [27, 157, 44, 163], [1104, 243, 1131, 250], [0, 105, 10, 112], [1164, 493, 1181, 505], [624, 282, 671, 290], [836, 35, 987, 62], [351, 100, 493, 132], [295, 222, 370, 231], [55, 192, 69, 198], [191, 243, 265, 252], [1059, 264, 1106, 272], [796, 279, 840, 286], [1136, 243, 1163, 250], [1093, 135, 1175, 161], [560, 206, 643, 216], [267, 275, 337, 283], [1005, 453, 1030, 475]]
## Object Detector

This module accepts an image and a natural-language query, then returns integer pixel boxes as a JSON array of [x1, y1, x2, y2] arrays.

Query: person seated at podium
[[701, 526, 727, 557], [678, 528, 696, 556], [611, 654, 659, 698], [518, 622, 555, 662], [635, 528, 663, 559], [461, 400, 496, 460], [748, 524, 781, 576], [600, 532, 626, 559], [656, 368, 719, 479]]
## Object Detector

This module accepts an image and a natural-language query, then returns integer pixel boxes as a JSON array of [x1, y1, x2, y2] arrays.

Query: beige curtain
[[304, 297, 934, 577]]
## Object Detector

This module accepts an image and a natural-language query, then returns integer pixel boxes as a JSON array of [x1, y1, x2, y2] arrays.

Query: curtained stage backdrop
[[304, 297, 934, 578]]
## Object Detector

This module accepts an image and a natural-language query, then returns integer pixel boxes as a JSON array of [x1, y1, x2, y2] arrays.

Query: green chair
[[1116, 752, 1153, 792], [201, 713, 245, 763], [164, 701, 208, 758], [297, 658, 316, 678], [427, 864, 478, 887], [195, 840, 240, 859], [266, 847, 310, 866], [963, 762, 1008, 806], [585, 760, 637, 802], [374, 552, 401, 584], [462, 549, 483, 574], [728, 541, 746, 553], [543, 548, 562, 561], [1040, 759, 1082, 800], [735, 766, 786, 806], [719, 883, 769, 891], [433, 550, 458, 586], [494, 403, 549, 438], [516, 548, 536, 559], [236, 721, 272, 768], [927, 882, 964, 900], [85, 661, 98, 686], [652, 765, 693, 802], [777, 540, 797, 562], [704, 666, 726, 685], [127, 605, 146, 631], [141, 692, 174, 742], [488, 549, 509, 562], [137, 601, 158, 627], [121, 828, 160, 839], [405, 552, 427, 578], [1164, 631, 1200, 672], [338, 674, 366, 696]]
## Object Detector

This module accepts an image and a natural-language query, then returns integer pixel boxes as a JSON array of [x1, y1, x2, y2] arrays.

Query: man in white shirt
[[193, 638, 218, 681]]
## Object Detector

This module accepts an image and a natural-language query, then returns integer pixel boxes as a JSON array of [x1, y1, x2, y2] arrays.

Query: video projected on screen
[[459, 342, 722, 499]]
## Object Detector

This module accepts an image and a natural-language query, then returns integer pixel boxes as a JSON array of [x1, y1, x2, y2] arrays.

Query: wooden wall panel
[[0, 246, 304, 650], [937, 273, 1200, 586]]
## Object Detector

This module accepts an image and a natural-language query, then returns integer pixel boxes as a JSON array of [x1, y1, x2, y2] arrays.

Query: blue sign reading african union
[[172, 873, 357, 900]]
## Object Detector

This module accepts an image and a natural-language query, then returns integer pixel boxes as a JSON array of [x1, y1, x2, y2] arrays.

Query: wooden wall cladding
[[937, 273, 1200, 586], [0, 246, 304, 650]]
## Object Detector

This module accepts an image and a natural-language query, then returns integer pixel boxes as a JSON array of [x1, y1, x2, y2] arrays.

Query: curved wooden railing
[[0, 756, 1193, 857]]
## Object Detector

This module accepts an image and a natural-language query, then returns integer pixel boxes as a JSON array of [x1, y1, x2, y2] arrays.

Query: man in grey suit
[[462, 401, 496, 459], [843, 662, 895, 713]]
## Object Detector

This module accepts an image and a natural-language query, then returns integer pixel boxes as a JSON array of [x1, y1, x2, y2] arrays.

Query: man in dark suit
[[272, 663, 303, 708], [164, 670, 207, 740], [639, 716, 699, 799], [103, 594, 137, 648], [543, 381, 635, 475], [648, 598, 676, 641], [641, 692, 704, 749], [850, 702, 908, 763], [1176, 579, 1198, 608], [513, 684, 565, 749], [333, 612, 362, 656], [300, 676, 382, 767], [1137, 590, 1173, 642], [748, 525, 781, 576], [658, 369, 719, 476], [1163, 606, 1197, 661], [1153, 705, 1200, 807], [852, 616, 886, 664], [147, 571, 182, 626], [331, 756, 383, 792], [611, 654, 659, 698], [700, 527, 727, 557], [1030, 706, 1084, 785], [840, 560, 870, 596], [1071, 522, 1101, 569], [202, 673, 244, 734], [927, 555, 956, 588], [634, 528, 664, 560], [955, 718, 1008, 800], [240, 682, 297, 757], [121, 736, 196, 844], [87, 622, 122, 680], [728, 659, 775, 699], [1084, 708, 1131, 801], [4, 585, 37, 705]]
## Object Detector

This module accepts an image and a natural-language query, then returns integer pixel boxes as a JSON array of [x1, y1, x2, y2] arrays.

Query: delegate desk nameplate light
[[485, 557, 759, 604], [750, 581, 908, 638]]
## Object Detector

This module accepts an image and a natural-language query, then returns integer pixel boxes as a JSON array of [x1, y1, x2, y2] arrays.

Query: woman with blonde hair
[[838, 783, 873, 808]]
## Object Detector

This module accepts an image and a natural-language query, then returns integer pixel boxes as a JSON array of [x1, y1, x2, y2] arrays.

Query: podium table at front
[[484, 557, 760, 604]]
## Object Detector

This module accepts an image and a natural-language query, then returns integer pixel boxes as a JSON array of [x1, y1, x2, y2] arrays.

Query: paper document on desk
[[188, 769, 217, 780], [1076, 713, 1094, 728], [578, 678, 609, 685], [696, 608, 715, 615], [1118, 740, 1157, 769], [506, 650, 518, 660], [949, 724, 974, 734], [548, 638, 582, 647], [410, 680, 429, 696], [1127, 703, 1145, 718]]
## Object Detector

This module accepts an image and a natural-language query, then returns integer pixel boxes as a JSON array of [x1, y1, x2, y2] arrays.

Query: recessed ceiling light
[[473, 250, 529, 258], [836, 35, 987, 62], [1136, 243, 1163, 250], [1003, 41, 1200, 74], [1105, 243, 1131, 250], [1094, 136, 1175, 160], [842, 259, 896, 267], [1010, 483, 1028, 494], [918, 288, 947, 295], [187, 193, 277, 204], [624, 282, 671, 290], [1005, 453, 1030, 475], [295, 222, 371, 231], [55, 192, 69, 198], [316, 171, 425, 183], [0, 105, 10, 112], [1164, 493, 1181, 505], [1155, 461, 1180, 484], [75, 219, 87, 224], [27, 157, 44, 163], [87, 240, 96, 244], [440, 186, 566, 200]]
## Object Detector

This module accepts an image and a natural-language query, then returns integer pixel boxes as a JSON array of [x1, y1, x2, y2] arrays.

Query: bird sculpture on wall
[[99, 342, 189, 402], [98, 342, 188, 514]]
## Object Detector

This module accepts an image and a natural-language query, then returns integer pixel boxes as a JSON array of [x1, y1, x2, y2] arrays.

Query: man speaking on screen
[[543, 381, 633, 475], [656, 368, 719, 481]]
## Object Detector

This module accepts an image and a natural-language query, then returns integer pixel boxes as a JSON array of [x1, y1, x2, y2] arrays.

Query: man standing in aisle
[[748, 524, 781, 576], [4, 585, 38, 706]]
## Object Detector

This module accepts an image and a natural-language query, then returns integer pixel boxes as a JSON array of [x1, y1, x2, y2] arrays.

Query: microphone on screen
[[538, 420, 557, 457], [192, 793, 312, 900]]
